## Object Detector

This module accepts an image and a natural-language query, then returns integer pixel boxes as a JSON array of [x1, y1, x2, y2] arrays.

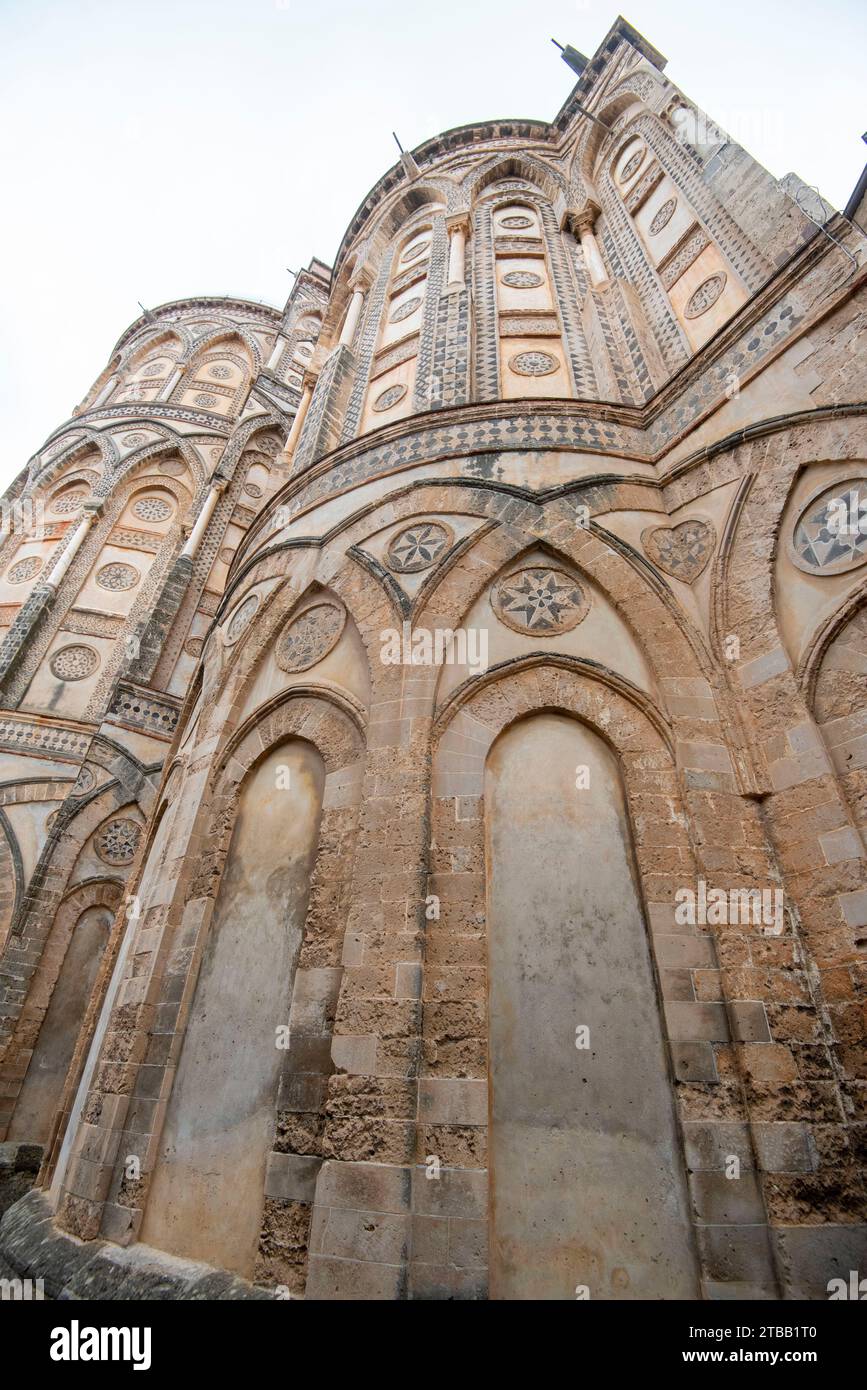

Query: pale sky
[[1, 0, 864, 491]]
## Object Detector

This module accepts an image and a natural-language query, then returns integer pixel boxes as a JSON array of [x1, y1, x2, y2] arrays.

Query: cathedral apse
[[0, 15, 865, 1304]]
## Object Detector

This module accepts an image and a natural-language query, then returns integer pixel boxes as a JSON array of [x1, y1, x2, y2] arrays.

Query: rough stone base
[[0, 1190, 281, 1300], [0, 1142, 42, 1221]]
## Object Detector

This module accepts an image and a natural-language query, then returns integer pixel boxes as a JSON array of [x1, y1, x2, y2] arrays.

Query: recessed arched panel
[[140, 738, 325, 1276], [485, 712, 698, 1299], [8, 904, 113, 1144]]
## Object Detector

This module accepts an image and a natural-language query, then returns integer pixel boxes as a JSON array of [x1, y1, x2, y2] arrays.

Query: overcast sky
[[1, 0, 864, 492]]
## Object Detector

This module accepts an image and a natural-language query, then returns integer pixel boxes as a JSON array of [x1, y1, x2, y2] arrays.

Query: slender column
[[338, 287, 365, 348], [92, 375, 118, 408], [284, 381, 313, 457], [570, 201, 610, 290], [266, 334, 288, 371], [160, 366, 184, 401], [446, 215, 470, 290], [180, 480, 226, 561], [43, 505, 99, 589]]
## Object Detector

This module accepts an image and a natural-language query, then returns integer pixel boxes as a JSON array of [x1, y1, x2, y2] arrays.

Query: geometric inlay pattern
[[684, 274, 727, 319], [132, 496, 173, 522], [499, 215, 534, 229], [49, 644, 100, 681], [51, 492, 86, 514], [390, 297, 422, 323], [492, 566, 590, 634], [96, 561, 140, 591], [401, 239, 430, 264], [386, 521, 452, 573], [618, 148, 645, 182], [6, 556, 43, 584], [649, 198, 677, 235], [72, 766, 96, 795], [791, 481, 867, 576], [509, 351, 559, 377], [275, 601, 346, 673], [94, 817, 141, 866], [641, 519, 716, 582], [373, 383, 408, 412], [501, 270, 543, 289]]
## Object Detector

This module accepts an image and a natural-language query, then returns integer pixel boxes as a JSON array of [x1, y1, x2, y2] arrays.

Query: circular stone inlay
[[499, 214, 534, 229], [372, 383, 408, 412], [684, 274, 727, 319], [276, 601, 345, 673], [132, 496, 173, 523], [209, 364, 232, 379], [72, 766, 96, 795], [649, 198, 676, 235], [244, 482, 263, 499], [50, 492, 86, 515], [184, 637, 204, 657], [492, 566, 590, 635], [401, 238, 430, 264], [501, 270, 543, 289], [791, 480, 867, 576], [225, 593, 259, 644], [386, 522, 452, 573], [50, 644, 100, 682], [121, 432, 146, 447], [194, 393, 217, 407], [95, 817, 141, 866], [219, 547, 235, 566], [142, 363, 163, 378], [389, 296, 422, 323], [7, 555, 43, 584], [618, 148, 645, 181], [96, 561, 140, 591], [509, 350, 559, 377]]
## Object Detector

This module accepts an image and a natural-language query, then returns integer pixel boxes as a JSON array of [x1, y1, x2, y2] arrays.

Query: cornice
[[112, 296, 283, 358]]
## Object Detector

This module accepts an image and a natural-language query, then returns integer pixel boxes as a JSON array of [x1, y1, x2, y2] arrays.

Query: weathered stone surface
[[0, 14, 864, 1305]]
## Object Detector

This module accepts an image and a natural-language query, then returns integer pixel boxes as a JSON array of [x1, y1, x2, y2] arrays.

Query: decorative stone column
[[91, 375, 119, 408], [568, 201, 610, 290], [43, 501, 100, 589], [446, 215, 470, 291], [160, 366, 184, 401], [180, 479, 227, 561], [338, 281, 367, 348], [265, 334, 289, 372], [284, 378, 314, 459]]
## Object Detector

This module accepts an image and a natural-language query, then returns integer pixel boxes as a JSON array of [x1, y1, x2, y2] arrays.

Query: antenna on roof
[[137, 301, 155, 321], [392, 131, 420, 180], [551, 38, 613, 133], [551, 37, 589, 77]]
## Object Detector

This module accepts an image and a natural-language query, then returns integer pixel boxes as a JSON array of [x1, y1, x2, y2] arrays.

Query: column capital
[[565, 200, 601, 237], [445, 212, 471, 237]]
